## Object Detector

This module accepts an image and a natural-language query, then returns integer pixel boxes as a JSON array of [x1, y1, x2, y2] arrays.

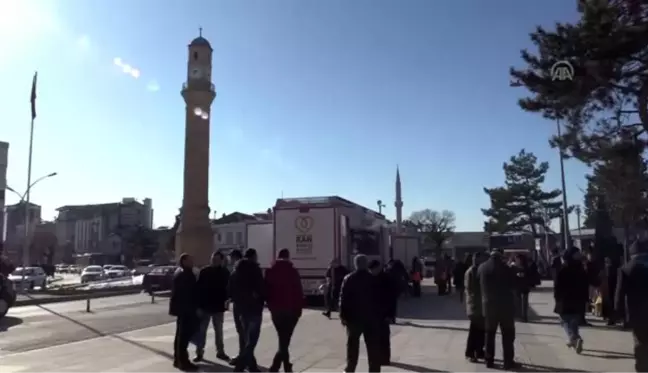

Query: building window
[[217, 233, 222, 242], [236, 231, 243, 245], [193, 52, 198, 60], [226, 232, 233, 245]]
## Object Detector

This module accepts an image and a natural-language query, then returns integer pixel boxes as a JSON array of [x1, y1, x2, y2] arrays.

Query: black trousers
[[465, 315, 485, 359], [270, 312, 300, 368], [457, 287, 465, 303], [378, 320, 391, 363], [484, 316, 515, 364], [232, 304, 245, 358], [634, 324, 648, 372], [326, 289, 340, 312], [411, 281, 421, 297], [437, 281, 447, 295], [174, 314, 198, 365], [516, 292, 529, 321], [345, 322, 381, 372]]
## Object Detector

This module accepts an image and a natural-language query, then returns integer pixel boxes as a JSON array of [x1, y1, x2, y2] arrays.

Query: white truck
[[390, 235, 421, 267], [273, 196, 389, 299], [246, 221, 274, 272]]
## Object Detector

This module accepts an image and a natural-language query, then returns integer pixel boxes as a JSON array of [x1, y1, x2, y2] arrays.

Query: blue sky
[[0, 0, 588, 231]]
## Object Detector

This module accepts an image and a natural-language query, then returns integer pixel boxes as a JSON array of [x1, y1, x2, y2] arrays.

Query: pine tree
[[482, 149, 566, 235], [509, 0, 648, 162]]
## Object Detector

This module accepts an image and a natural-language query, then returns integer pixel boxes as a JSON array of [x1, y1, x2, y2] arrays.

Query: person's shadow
[[580, 348, 634, 360], [0, 316, 23, 332], [389, 361, 447, 372]]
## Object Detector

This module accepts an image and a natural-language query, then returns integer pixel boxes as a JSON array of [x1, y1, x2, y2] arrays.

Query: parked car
[[0, 274, 17, 319], [104, 265, 129, 278], [8, 267, 48, 290], [80, 265, 104, 283], [141, 266, 175, 294]]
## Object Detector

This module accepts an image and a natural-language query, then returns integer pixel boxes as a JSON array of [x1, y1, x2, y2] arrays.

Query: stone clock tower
[[175, 29, 216, 266]]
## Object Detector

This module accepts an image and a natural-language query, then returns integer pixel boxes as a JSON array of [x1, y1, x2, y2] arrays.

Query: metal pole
[[556, 119, 571, 248], [575, 205, 582, 244], [21, 117, 35, 291]]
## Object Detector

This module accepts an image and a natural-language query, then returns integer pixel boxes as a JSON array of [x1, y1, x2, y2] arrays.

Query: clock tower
[[175, 29, 216, 266]]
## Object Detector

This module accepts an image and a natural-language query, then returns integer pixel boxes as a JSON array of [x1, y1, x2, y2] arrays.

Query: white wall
[[212, 222, 247, 252]]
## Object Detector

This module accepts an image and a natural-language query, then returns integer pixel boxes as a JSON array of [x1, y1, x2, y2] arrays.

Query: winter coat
[[169, 267, 198, 317], [477, 256, 516, 320], [228, 258, 265, 315], [553, 260, 589, 315], [464, 265, 482, 318], [615, 254, 648, 326], [265, 260, 304, 315], [196, 265, 230, 313]]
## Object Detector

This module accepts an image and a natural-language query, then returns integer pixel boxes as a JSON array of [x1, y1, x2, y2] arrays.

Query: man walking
[[169, 253, 199, 371], [193, 252, 230, 362], [554, 247, 589, 354], [464, 252, 485, 362], [323, 259, 348, 318], [615, 239, 648, 372], [265, 249, 304, 372], [228, 249, 245, 368], [228, 248, 265, 372], [478, 249, 518, 370], [369, 260, 393, 366], [339, 254, 382, 372]]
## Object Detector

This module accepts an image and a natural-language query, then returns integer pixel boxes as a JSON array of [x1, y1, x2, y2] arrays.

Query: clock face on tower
[[190, 68, 203, 79]]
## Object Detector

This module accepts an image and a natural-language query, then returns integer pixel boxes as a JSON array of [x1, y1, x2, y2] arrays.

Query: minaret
[[394, 166, 403, 232], [175, 29, 216, 267]]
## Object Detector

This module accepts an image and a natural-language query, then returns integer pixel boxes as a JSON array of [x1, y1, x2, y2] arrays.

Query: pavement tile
[[0, 280, 637, 372]]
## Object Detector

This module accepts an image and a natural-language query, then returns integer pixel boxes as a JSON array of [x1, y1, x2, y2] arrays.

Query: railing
[[182, 81, 215, 93]]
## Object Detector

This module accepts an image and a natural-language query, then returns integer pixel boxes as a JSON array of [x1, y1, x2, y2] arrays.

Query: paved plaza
[[0, 280, 637, 372]]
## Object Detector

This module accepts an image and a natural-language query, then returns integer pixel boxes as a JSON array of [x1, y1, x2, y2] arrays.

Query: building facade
[[0, 141, 8, 242]]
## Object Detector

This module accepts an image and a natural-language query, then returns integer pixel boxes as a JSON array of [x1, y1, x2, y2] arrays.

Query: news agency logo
[[551, 60, 574, 81]]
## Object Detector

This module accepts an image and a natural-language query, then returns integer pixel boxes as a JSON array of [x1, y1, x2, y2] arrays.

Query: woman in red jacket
[[264, 249, 304, 372]]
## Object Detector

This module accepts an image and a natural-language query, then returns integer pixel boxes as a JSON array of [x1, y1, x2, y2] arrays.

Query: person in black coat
[[228, 248, 265, 372], [478, 249, 518, 370], [339, 254, 382, 372], [602, 256, 620, 325], [384, 260, 405, 323], [169, 253, 199, 371], [554, 248, 589, 354], [512, 254, 531, 322], [192, 252, 231, 362], [227, 249, 246, 368], [453, 254, 470, 303], [323, 259, 349, 318], [369, 260, 394, 366], [464, 252, 486, 362], [615, 239, 648, 372]]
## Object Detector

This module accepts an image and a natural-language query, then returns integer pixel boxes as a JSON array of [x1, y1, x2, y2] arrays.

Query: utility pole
[[376, 200, 386, 214], [575, 205, 582, 247], [556, 119, 572, 248]]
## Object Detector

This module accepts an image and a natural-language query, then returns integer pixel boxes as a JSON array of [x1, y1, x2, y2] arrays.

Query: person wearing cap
[[478, 248, 518, 370], [264, 248, 304, 372], [227, 249, 245, 368], [169, 253, 200, 371], [228, 248, 264, 372], [553, 247, 589, 354], [339, 254, 382, 372], [615, 238, 648, 372]]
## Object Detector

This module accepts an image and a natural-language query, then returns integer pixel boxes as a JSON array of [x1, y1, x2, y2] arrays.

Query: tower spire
[[394, 165, 403, 232]]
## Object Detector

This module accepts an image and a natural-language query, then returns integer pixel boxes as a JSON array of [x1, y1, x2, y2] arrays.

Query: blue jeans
[[235, 312, 262, 369], [559, 314, 581, 344], [192, 312, 225, 354]]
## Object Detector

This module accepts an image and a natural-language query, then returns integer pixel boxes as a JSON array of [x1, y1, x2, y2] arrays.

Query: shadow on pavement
[[29, 303, 235, 372], [509, 363, 586, 372], [197, 359, 235, 372], [526, 312, 616, 331], [0, 316, 24, 332], [397, 288, 467, 321], [389, 361, 447, 372], [580, 348, 634, 360]]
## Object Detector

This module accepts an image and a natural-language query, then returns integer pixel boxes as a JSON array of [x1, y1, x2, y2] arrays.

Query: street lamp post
[[556, 119, 572, 248], [6, 172, 57, 291]]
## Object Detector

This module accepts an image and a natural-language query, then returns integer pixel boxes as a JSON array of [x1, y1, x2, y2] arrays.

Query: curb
[[14, 288, 143, 307]]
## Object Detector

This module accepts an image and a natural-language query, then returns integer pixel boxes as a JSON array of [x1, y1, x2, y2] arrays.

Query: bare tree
[[409, 209, 456, 260]]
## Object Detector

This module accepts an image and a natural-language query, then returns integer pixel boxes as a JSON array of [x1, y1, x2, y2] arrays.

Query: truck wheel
[[0, 299, 8, 319]]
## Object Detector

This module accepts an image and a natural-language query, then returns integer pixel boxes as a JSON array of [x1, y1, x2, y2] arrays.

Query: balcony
[[182, 81, 215, 93]]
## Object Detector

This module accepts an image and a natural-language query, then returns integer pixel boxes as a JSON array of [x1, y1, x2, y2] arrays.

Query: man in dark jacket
[[227, 249, 245, 368], [228, 248, 264, 372], [384, 260, 405, 323], [369, 260, 393, 366], [192, 252, 230, 362], [512, 254, 531, 322], [339, 254, 381, 372], [323, 258, 349, 318], [169, 253, 199, 371], [464, 252, 485, 362], [554, 247, 589, 354], [265, 248, 304, 373], [478, 249, 518, 370], [615, 239, 648, 372]]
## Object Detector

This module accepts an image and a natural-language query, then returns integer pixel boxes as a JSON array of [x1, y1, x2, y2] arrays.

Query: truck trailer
[[273, 196, 389, 298]]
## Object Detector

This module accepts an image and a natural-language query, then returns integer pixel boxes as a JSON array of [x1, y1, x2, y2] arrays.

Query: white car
[[8, 267, 48, 290], [104, 265, 129, 278], [80, 265, 104, 283]]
